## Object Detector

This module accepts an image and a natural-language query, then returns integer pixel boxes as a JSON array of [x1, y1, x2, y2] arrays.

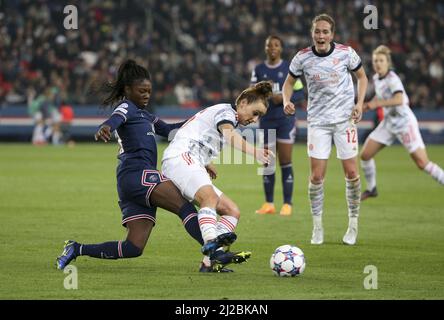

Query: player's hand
[[351, 104, 363, 124], [256, 148, 275, 165], [365, 100, 378, 111], [283, 102, 295, 115], [205, 164, 217, 180], [94, 125, 112, 142]]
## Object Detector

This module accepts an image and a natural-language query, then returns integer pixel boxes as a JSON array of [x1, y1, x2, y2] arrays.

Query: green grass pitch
[[0, 143, 443, 299]]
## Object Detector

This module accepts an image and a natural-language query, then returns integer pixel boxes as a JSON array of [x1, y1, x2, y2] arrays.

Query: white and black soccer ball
[[270, 245, 306, 277]]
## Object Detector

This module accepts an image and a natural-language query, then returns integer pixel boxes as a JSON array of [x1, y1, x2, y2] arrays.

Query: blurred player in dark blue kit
[[56, 60, 237, 272], [252, 35, 304, 216]]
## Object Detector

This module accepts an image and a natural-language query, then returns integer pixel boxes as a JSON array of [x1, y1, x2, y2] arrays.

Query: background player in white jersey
[[360, 45, 444, 200], [162, 81, 274, 271], [282, 14, 368, 245]]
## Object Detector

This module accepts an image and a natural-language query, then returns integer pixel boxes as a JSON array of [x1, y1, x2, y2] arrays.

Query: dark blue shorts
[[260, 116, 297, 145], [117, 168, 169, 227]]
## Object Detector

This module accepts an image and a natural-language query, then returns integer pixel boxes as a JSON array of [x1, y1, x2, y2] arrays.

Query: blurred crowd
[[1, 0, 443, 111]]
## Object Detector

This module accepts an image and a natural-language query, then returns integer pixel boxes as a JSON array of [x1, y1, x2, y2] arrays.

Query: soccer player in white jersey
[[162, 81, 274, 271], [282, 14, 368, 245], [360, 45, 444, 200]]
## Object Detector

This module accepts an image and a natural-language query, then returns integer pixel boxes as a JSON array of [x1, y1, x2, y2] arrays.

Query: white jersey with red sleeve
[[289, 42, 362, 126], [373, 70, 413, 132], [162, 103, 238, 165]]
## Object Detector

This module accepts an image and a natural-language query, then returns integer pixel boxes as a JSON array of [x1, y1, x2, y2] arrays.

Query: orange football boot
[[255, 202, 275, 214]]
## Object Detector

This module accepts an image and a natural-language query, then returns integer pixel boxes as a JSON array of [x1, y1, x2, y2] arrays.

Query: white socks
[[346, 176, 361, 218], [361, 159, 376, 190], [424, 162, 444, 185], [216, 215, 238, 236], [198, 207, 239, 245], [197, 207, 217, 244], [308, 181, 324, 217], [199, 210, 238, 267]]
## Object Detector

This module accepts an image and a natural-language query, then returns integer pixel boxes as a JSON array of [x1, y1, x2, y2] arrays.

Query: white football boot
[[311, 215, 324, 245], [343, 217, 358, 245]]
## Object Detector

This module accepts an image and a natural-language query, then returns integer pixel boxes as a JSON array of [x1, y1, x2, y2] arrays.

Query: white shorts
[[307, 120, 358, 160], [368, 116, 425, 153], [161, 152, 223, 201]]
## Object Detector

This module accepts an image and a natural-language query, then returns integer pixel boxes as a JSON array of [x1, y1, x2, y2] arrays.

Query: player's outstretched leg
[[56, 220, 151, 270], [56, 238, 144, 270]]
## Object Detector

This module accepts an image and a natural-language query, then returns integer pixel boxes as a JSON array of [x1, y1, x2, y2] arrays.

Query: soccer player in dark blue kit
[[252, 35, 304, 216], [56, 60, 238, 272]]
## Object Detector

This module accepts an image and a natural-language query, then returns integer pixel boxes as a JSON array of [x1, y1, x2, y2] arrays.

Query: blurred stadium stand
[[2, 105, 444, 144], [1, 0, 443, 142]]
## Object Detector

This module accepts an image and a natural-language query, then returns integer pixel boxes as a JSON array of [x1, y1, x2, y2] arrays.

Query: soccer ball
[[270, 245, 306, 277]]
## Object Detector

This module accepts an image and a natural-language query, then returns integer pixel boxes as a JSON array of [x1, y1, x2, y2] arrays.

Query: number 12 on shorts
[[346, 128, 357, 144]]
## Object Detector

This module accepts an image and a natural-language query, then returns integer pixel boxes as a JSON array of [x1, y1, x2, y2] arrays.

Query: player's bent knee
[[217, 201, 240, 219], [195, 186, 219, 208], [227, 204, 241, 219]]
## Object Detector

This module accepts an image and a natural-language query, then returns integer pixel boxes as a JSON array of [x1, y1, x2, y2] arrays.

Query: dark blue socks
[[178, 202, 204, 245], [262, 164, 294, 204], [76, 240, 142, 259], [263, 173, 275, 203], [281, 164, 294, 205]]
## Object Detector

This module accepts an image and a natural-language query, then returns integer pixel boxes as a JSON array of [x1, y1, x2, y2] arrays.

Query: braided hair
[[96, 59, 151, 107]]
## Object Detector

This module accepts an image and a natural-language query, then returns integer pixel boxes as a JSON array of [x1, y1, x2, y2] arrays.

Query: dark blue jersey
[[101, 99, 184, 170], [251, 60, 304, 120]]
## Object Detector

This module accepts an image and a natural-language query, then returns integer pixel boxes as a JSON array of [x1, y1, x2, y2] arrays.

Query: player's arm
[[366, 92, 403, 110], [282, 73, 297, 115], [95, 113, 125, 143], [218, 123, 274, 165], [153, 118, 187, 139], [351, 66, 368, 123]]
